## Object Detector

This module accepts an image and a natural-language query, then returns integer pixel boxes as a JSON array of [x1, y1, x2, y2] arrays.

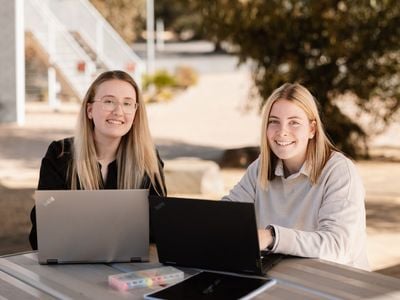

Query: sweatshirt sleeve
[[272, 156, 367, 268], [222, 159, 259, 203]]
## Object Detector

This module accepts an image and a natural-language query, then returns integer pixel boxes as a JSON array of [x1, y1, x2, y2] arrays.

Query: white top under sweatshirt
[[222, 151, 370, 270]]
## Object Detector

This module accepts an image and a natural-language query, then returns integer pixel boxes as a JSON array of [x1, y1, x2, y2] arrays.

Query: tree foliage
[[154, 0, 204, 40], [89, 0, 146, 42], [190, 0, 400, 157]]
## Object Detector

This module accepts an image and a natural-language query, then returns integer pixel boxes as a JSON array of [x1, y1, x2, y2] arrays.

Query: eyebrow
[[102, 95, 136, 101], [268, 115, 303, 120]]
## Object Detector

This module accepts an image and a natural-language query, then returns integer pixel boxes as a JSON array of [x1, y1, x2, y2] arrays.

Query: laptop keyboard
[[261, 253, 285, 272]]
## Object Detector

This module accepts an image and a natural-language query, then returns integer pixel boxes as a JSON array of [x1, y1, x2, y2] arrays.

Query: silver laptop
[[35, 189, 149, 264]]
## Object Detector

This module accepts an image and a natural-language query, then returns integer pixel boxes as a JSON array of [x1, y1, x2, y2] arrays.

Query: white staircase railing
[[25, 0, 96, 100], [43, 0, 144, 87]]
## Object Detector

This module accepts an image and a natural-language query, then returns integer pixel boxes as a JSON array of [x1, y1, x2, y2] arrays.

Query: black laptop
[[149, 196, 284, 276]]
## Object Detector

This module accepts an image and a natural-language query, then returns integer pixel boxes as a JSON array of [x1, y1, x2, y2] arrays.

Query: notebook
[[149, 196, 284, 276], [35, 189, 149, 264]]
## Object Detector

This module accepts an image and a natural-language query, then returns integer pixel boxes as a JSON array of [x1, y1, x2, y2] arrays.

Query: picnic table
[[1, 251, 399, 299]]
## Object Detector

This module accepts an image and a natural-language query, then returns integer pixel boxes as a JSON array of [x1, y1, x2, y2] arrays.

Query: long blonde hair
[[70, 70, 165, 195], [259, 83, 337, 189]]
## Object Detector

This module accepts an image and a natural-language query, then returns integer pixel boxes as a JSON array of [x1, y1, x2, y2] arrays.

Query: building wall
[[0, 0, 24, 124]]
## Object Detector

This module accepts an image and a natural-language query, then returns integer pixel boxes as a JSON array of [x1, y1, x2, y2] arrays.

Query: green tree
[[193, 0, 400, 157], [154, 0, 203, 40], [154, 0, 224, 49]]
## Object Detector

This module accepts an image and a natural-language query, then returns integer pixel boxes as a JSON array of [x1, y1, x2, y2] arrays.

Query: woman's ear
[[87, 103, 93, 119], [309, 120, 316, 139]]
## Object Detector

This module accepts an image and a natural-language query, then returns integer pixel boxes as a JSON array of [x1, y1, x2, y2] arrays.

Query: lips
[[106, 119, 124, 125], [275, 140, 295, 146]]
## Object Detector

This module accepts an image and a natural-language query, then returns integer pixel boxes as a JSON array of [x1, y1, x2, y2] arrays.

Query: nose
[[112, 102, 124, 115], [276, 124, 289, 136]]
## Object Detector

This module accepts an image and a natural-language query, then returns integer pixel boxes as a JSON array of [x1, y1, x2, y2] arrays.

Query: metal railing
[[25, 0, 96, 100], [43, 0, 144, 86]]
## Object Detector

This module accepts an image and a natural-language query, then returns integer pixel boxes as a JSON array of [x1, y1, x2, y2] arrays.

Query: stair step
[[70, 31, 108, 70]]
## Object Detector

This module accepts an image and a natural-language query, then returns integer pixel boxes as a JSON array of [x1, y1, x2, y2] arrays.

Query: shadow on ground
[[366, 202, 400, 232], [156, 138, 260, 168], [155, 138, 224, 161], [0, 185, 34, 255], [0, 127, 72, 162], [376, 264, 400, 279]]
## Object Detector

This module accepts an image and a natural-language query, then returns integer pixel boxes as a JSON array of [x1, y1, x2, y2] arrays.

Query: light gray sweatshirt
[[222, 151, 370, 270]]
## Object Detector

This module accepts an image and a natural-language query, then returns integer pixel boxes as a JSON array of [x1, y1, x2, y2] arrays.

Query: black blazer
[[29, 137, 166, 250]]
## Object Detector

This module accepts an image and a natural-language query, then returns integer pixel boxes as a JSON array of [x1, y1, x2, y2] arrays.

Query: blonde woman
[[223, 83, 369, 270], [29, 70, 166, 250]]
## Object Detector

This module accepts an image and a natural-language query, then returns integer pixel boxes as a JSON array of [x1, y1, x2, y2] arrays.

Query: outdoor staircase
[[69, 31, 108, 73], [24, 0, 144, 101]]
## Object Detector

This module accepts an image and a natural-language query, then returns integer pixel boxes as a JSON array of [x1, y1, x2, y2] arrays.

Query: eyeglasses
[[93, 96, 139, 114]]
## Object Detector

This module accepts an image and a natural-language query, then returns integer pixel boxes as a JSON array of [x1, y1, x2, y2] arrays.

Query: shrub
[[142, 70, 176, 91], [174, 66, 198, 88], [142, 66, 198, 103]]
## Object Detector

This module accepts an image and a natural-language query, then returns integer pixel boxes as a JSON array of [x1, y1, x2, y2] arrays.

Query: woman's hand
[[258, 228, 274, 250]]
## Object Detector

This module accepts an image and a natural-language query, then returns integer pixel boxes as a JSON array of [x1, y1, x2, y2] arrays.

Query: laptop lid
[[35, 189, 149, 264], [149, 196, 265, 275]]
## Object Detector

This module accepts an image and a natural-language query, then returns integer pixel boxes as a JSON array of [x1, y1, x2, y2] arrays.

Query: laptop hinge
[[46, 259, 58, 264], [130, 257, 142, 262]]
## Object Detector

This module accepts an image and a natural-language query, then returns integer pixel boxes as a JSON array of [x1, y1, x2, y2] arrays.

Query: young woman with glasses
[[29, 70, 166, 249], [223, 83, 369, 270]]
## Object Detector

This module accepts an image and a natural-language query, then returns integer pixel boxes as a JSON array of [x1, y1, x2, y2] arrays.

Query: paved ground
[[1, 44, 399, 277]]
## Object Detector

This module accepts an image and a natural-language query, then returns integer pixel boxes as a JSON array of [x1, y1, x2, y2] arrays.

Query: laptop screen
[[149, 196, 264, 275]]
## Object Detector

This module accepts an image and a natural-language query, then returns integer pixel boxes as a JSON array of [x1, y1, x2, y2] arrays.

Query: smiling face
[[86, 79, 137, 143], [267, 99, 316, 175]]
